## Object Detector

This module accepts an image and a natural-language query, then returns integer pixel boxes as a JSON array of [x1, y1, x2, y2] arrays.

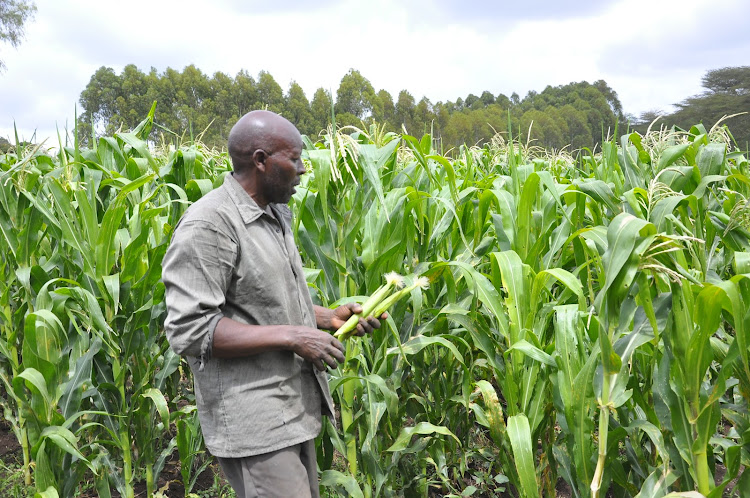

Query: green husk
[[370, 276, 430, 318], [335, 275, 430, 340], [334, 272, 403, 339]]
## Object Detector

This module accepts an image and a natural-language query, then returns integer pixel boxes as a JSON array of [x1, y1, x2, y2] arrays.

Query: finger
[[331, 338, 345, 353], [355, 322, 366, 336], [323, 353, 339, 369], [348, 302, 363, 314], [357, 317, 378, 335], [313, 359, 326, 371], [329, 347, 345, 364]]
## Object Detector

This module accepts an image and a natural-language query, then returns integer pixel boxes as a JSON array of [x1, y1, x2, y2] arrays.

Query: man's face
[[261, 132, 305, 205]]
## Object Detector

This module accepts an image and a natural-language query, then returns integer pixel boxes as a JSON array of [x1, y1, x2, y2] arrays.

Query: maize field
[[1, 105, 749, 497]]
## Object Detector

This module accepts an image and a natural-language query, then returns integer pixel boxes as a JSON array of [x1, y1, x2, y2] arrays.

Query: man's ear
[[252, 149, 268, 172]]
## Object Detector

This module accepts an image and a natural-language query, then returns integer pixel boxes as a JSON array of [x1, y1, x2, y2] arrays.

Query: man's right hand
[[212, 318, 346, 371], [289, 327, 346, 371]]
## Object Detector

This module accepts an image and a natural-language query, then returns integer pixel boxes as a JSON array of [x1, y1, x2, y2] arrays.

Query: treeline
[[78, 65, 624, 152], [634, 66, 750, 151]]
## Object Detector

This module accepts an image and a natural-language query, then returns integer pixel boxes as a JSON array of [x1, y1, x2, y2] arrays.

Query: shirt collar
[[223, 173, 264, 224]]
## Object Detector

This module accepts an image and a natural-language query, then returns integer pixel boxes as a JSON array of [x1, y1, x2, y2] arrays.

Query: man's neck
[[232, 171, 268, 209]]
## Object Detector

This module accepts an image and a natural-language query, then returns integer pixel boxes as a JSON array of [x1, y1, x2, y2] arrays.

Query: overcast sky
[[1, 0, 749, 145]]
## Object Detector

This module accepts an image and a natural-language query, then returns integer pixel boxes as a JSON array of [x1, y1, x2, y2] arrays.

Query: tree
[[256, 71, 284, 113], [310, 87, 332, 133], [593, 79, 624, 120], [432, 102, 451, 148], [483, 104, 508, 138], [174, 65, 213, 137], [119, 64, 152, 127], [285, 81, 314, 137], [669, 66, 750, 149], [413, 97, 434, 135], [637, 109, 664, 125], [701, 66, 750, 95], [335, 69, 376, 121], [233, 70, 257, 117], [480, 91, 495, 107], [443, 111, 472, 149], [467, 109, 494, 145], [395, 90, 415, 132], [79, 66, 124, 137], [373, 89, 395, 128], [558, 104, 592, 150], [208, 71, 237, 143], [76, 63, 656, 153], [0, 0, 36, 71], [158, 67, 182, 134], [496, 93, 511, 110], [519, 108, 567, 149]]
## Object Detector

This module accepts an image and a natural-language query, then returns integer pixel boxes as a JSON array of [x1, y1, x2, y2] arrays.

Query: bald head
[[228, 110, 302, 172]]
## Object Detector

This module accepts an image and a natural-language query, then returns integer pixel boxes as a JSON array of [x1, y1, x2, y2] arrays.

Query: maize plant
[[1, 106, 749, 498], [0, 106, 230, 497], [294, 120, 750, 497]]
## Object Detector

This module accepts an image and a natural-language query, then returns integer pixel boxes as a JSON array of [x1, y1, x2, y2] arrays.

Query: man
[[162, 110, 383, 497]]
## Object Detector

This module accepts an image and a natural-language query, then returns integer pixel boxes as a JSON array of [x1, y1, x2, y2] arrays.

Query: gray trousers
[[217, 439, 320, 498]]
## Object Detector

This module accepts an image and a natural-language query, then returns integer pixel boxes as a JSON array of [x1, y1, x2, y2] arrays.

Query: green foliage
[[77, 65, 625, 153], [286, 81, 315, 137], [292, 120, 750, 497], [310, 88, 333, 135], [78, 65, 290, 148], [0, 0, 36, 71], [0, 108, 231, 496], [4, 107, 750, 497], [336, 69, 377, 122]]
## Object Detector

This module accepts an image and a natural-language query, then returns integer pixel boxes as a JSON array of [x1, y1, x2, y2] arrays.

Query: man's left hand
[[317, 303, 387, 336]]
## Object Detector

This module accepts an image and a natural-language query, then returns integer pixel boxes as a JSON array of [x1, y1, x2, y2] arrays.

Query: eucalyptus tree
[[0, 0, 36, 71]]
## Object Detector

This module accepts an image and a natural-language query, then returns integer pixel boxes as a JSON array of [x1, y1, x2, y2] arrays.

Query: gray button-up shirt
[[162, 173, 334, 458]]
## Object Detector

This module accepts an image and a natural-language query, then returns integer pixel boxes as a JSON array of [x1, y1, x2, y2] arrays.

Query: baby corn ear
[[334, 272, 404, 339], [370, 275, 430, 320]]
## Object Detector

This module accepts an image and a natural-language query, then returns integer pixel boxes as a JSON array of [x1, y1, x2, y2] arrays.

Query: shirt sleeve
[[162, 220, 238, 370]]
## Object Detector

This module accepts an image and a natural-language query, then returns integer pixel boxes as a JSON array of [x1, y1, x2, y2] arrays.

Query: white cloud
[[1, 0, 748, 144]]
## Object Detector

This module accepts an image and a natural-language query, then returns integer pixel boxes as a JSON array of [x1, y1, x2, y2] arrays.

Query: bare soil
[[0, 420, 20, 460]]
